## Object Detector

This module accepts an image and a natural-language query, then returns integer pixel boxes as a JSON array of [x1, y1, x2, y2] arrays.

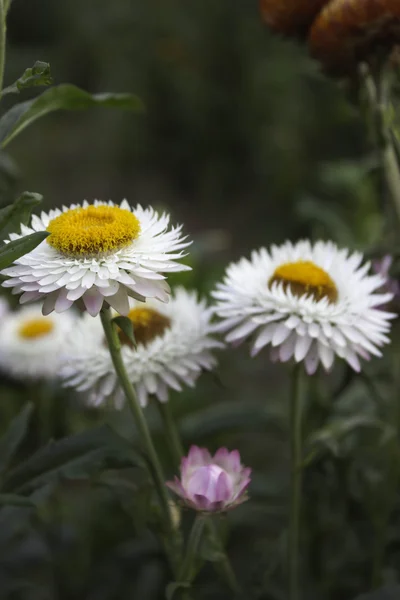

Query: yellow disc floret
[[18, 318, 54, 339], [269, 260, 338, 303], [119, 307, 171, 347], [47, 205, 141, 257]]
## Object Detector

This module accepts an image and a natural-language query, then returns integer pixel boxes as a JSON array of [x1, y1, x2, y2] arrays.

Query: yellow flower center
[[18, 318, 54, 339], [119, 307, 171, 347], [269, 260, 338, 303], [47, 205, 141, 257]]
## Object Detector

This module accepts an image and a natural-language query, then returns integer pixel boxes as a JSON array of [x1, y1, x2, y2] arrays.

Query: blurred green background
[[0, 1, 394, 599]]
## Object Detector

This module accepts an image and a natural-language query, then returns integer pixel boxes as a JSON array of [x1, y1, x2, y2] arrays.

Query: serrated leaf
[[2, 424, 141, 493], [113, 315, 136, 348], [0, 403, 34, 475], [2, 61, 53, 97], [165, 581, 191, 600], [0, 192, 43, 238], [0, 231, 49, 270], [0, 84, 144, 147], [0, 494, 35, 507]]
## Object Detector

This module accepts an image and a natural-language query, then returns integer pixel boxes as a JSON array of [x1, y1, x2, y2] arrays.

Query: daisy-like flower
[[1, 200, 191, 317], [0, 304, 74, 379], [60, 287, 222, 408], [166, 445, 251, 513], [212, 240, 395, 375]]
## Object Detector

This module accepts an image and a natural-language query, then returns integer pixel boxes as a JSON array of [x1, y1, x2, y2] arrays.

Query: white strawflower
[[60, 287, 222, 407], [212, 240, 395, 374], [1, 200, 191, 316], [0, 304, 74, 379]]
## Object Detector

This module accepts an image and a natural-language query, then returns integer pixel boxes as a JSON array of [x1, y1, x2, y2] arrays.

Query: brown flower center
[[269, 260, 338, 303], [119, 307, 171, 347]]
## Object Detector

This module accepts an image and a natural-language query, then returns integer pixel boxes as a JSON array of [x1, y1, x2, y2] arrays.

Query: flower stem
[[207, 517, 242, 596], [179, 515, 207, 582], [156, 399, 242, 595], [0, 0, 7, 96], [100, 307, 180, 572], [289, 364, 303, 600], [360, 62, 400, 229]]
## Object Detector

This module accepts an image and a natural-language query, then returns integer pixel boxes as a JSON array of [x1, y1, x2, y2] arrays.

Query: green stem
[[0, 0, 6, 95], [207, 517, 242, 596], [360, 62, 400, 229], [179, 515, 207, 582], [289, 364, 303, 600], [100, 307, 180, 572], [156, 399, 242, 595]]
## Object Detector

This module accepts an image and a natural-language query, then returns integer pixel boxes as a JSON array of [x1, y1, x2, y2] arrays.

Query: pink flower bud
[[166, 445, 251, 512]]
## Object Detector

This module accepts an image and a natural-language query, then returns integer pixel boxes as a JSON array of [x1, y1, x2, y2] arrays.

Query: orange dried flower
[[308, 0, 400, 73], [259, 0, 329, 36]]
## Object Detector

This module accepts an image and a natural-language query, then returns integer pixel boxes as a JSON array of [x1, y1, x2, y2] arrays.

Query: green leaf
[[100, 474, 153, 533], [0, 403, 34, 474], [304, 416, 389, 466], [2, 424, 141, 494], [198, 533, 225, 563], [0, 192, 43, 238], [165, 582, 191, 600], [113, 316, 136, 348], [1, 61, 53, 97], [0, 84, 144, 147], [0, 231, 49, 270], [0, 494, 35, 507], [181, 401, 283, 441]]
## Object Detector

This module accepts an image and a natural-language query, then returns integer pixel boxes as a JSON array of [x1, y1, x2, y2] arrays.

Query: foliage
[[0, 1, 398, 600]]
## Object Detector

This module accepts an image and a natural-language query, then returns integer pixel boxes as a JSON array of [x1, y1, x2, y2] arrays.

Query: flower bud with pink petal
[[166, 445, 251, 513]]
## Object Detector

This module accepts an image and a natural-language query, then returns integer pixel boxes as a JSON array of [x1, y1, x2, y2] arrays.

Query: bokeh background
[[0, 1, 393, 599]]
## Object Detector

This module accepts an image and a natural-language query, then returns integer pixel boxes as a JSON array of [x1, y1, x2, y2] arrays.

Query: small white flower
[[1, 200, 191, 317], [0, 304, 74, 379], [212, 240, 395, 374], [60, 287, 223, 407]]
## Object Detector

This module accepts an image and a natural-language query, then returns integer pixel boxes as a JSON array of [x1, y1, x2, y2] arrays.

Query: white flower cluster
[[0, 201, 396, 407]]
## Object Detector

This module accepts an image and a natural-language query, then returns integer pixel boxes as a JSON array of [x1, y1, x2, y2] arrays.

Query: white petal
[[304, 345, 319, 375], [82, 290, 104, 316], [294, 335, 313, 362], [251, 324, 276, 355], [272, 323, 291, 347], [225, 319, 259, 343], [106, 288, 130, 316], [317, 342, 335, 371]]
